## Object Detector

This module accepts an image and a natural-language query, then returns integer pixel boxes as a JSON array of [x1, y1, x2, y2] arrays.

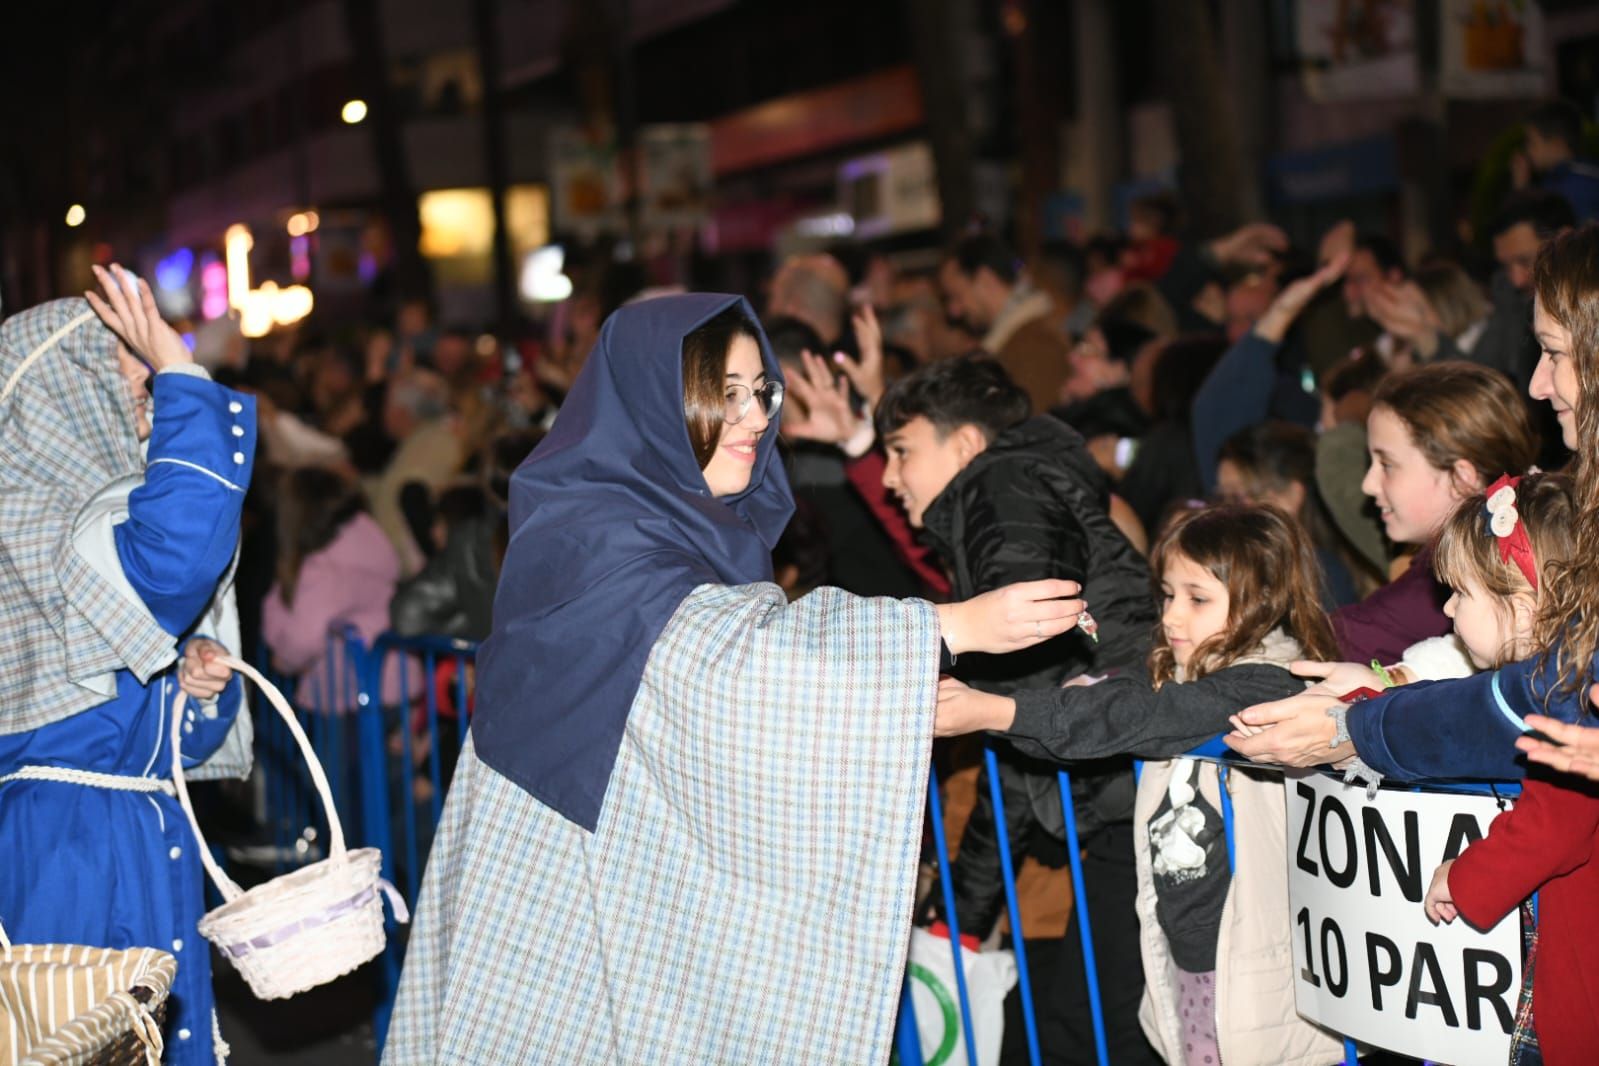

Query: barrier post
[[1055, 770, 1110, 1066], [983, 745, 1042, 1066], [895, 978, 925, 1066], [925, 771, 981, 1066], [422, 653, 444, 826]]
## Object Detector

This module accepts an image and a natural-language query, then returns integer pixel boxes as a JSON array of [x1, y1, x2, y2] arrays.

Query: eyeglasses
[[725, 380, 784, 425]]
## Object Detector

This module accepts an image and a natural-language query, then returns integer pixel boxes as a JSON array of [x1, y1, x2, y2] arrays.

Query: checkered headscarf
[[0, 299, 177, 734]]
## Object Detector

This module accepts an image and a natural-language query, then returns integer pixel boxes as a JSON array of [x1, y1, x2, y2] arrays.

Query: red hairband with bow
[[1483, 474, 1539, 591]]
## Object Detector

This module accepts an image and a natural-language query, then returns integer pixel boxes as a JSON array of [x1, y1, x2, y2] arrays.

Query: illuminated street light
[[341, 99, 368, 125], [65, 204, 86, 227]]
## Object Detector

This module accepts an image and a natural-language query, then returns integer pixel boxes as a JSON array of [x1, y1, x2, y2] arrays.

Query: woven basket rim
[[199, 847, 382, 926]]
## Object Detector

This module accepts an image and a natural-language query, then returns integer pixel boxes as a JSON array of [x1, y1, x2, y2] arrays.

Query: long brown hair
[[1370, 362, 1538, 491], [681, 307, 761, 469], [1148, 503, 1337, 686], [1530, 225, 1599, 697]]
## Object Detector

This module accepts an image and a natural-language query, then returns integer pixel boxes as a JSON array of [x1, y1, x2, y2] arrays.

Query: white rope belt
[[0, 765, 175, 796]]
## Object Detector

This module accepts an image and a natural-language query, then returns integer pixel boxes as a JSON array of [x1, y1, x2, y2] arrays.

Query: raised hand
[[1253, 251, 1350, 344], [85, 263, 193, 372], [936, 578, 1084, 657], [782, 350, 866, 446], [1212, 222, 1289, 268], [838, 304, 887, 407], [1367, 279, 1442, 358], [1318, 220, 1356, 268]]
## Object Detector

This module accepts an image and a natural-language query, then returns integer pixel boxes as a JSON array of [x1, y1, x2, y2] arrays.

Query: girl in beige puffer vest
[[1136, 505, 1347, 1066]]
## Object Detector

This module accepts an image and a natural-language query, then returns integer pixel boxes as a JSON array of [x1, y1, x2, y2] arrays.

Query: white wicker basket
[[169, 655, 407, 1000]]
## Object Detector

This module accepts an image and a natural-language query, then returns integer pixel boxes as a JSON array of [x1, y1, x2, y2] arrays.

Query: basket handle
[[169, 655, 348, 904]]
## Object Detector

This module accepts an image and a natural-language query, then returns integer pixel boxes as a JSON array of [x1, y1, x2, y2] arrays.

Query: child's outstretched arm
[[935, 664, 1306, 763]]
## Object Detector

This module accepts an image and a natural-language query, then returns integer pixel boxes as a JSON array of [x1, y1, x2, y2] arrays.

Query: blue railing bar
[[423, 653, 444, 827], [396, 649, 421, 905], [984, 745, 1041, 1066], [925, 772, 980, 1066], [1057, 770, 1110, 1066], [895, 977, 924, 1066]]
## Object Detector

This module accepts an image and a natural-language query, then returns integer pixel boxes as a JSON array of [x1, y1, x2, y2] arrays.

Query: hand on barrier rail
[[933, 677, 1015, 737], [179, 638, 235, 702], [936, 579, 1083, 657], [1223, 688, 1355, 767], [1422, 859, 1460, 925], [1288, 658, 1389, 698]]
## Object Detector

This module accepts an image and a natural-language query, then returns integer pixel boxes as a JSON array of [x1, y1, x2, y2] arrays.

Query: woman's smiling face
[[701, 334, 769, 497]]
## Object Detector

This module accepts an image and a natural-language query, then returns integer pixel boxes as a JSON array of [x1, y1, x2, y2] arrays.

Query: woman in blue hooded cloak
[[383, 294, 1080, 1063]]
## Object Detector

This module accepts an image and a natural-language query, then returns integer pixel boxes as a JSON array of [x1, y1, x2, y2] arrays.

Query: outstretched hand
[[1289, 657, 1386, 698], [935, 677, 1017, 736], [937, 579, 1084, 657], [86, 264, 193, 372], [1517, 691, 1599, 783], [1223, 689, 1350, 766]]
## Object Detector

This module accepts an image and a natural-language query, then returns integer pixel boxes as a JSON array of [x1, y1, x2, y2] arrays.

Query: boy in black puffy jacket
[[876, 355, 1160, 1065]]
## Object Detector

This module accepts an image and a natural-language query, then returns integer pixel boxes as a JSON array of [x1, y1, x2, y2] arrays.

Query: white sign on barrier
[[1284, 772, 1520, 1066]]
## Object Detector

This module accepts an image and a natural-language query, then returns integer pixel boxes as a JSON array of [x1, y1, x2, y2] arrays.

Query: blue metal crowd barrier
[[251, 628, 477, 1055], [357, 631, 479, 1049], [898, 741, 1531, 1066]]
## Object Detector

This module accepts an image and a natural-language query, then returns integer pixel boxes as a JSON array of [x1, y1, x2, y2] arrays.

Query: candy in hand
[[1077, 609, 1100, 644]]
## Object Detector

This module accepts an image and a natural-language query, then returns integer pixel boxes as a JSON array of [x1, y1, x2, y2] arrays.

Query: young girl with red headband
[[1417, 472, 1595, 1064]]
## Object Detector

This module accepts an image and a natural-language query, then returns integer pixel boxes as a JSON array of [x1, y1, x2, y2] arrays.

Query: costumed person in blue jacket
[[0, 265, 256, 1065], [1224, 224, 1599, 787], [383, 293, 1084, 1064]]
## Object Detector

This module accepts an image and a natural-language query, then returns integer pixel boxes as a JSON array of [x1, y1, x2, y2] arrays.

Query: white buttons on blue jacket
[[169, 846, 181, 860], [233, 452, 245, 464], [228, 401, 242, 414]]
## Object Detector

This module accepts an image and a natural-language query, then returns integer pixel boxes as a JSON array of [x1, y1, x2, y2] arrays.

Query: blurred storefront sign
[[550, 129, 625, 236], [417, 184, 550, 284], [1294, 0, 1420, 101], [704, 197, 809, 254], [839, 141, 940, 239], [708, 65, 924, 177], [640, 124, 712, 230], [1268, 135, 1399, 205], [1439, 0, 1547, 98]]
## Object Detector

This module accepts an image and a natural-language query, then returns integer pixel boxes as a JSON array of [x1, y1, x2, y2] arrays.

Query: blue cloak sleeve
[[1347, 651, 1592, 782], [114, 371, 255, 636]]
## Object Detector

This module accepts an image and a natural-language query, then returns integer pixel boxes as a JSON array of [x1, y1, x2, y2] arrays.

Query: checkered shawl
[[0, 299, 176, 734], [384, 582, 940, 1064]]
